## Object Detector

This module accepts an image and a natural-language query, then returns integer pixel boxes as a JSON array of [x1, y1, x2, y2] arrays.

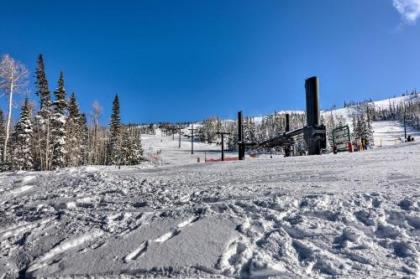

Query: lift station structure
[[237, 76, 327, 159]]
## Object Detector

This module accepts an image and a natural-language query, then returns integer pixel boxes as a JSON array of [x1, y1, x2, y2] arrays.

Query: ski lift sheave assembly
[[237, 76, 327, 159]]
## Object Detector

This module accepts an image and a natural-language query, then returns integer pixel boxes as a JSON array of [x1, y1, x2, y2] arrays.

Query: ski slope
[[373, 121, 420, 147], [321, 94, 420, 147], [141, 129, 236, 166], [1, 140, 419, 278]]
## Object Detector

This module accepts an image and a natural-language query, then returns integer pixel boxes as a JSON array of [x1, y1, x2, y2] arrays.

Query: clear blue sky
[[1, 0, 419, 123]]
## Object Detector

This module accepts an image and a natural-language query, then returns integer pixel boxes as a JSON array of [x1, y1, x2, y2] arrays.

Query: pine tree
[[119, 127, 132, 165], [35, 55, 51, 111], [12, 98, 33, 170], [119, 126, 144, 165], [244, 117, 256, 143], [34, 54, 52, 170], [51, 72, 67, 169], [108, 94, 122, 165], [65, 92, 82, 166], [129, 126, 143, 164]]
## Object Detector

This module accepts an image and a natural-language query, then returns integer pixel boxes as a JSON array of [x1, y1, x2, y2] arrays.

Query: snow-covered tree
[[353, 113, 374, 147], [51, 72, 67, 169], [120, 126, 144, 165], [128, 126, 144, 164], [108, 94, 122, 165], [33, 54, 52, 170], [65, 92, 82, 166], [120, 127, 133, 165], [243, 117, 257, 143], [90, 100, 103, 164], [12, 98, 33, 170], [198, 117, 221, 143], [0, 54, 28, 163], [79, 113, 89, 165]]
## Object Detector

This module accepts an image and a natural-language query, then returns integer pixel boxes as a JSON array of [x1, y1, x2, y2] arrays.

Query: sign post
[[332, 125, 351, 153]]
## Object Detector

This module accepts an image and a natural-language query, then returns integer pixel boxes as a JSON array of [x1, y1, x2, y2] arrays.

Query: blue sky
[[1, 0, 420, 123]]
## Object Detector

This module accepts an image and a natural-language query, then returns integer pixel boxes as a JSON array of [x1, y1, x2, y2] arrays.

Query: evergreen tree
[[34, 54, 52, 170], [51, 72, 67, 169], [120, 127, 132, 165], [35, 55, 51, 110], [108, 94, 122, 165], [129, 126, 144, 164], [244, 117, 256, 143], [12, 98, 33, 170], [66, 92, 82, 166], [119, 126, 144, 165]]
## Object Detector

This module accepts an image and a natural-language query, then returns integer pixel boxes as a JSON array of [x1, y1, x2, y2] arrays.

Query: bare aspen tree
[[90, 100, 103, 164], [0, 54, 28, 162]]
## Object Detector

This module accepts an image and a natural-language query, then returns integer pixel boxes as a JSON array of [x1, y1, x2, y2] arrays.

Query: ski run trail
[[1, 136, 420, 278]]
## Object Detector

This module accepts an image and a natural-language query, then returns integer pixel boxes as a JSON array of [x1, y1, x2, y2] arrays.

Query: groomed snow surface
[[1, 135, 420, 278]]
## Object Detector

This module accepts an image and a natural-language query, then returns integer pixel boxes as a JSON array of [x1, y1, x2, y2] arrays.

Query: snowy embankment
[[1, 142, 420, 278]]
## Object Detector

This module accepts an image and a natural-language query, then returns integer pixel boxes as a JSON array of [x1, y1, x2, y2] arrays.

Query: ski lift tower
[[216, 131, 231, 161], [188, 125, 198, 154], [237, 76, 326, 157]]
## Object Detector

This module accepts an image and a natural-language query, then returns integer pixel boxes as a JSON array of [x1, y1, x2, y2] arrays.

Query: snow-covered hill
[[141, 129, 236, 165], [373, 121, 420, 147], [245, 93, 420, 147], [1, 141, 419, 278], [324, 93, 420, 146]]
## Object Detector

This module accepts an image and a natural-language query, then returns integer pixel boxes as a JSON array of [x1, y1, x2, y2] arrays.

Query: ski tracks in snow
[[27, 229, 104, 272], [124, 215, 201, 263], [0, 174, 37, 202]]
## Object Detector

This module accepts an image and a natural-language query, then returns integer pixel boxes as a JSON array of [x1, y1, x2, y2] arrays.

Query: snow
[[141, 129, 236, 166], [372, 94, 420, 110], [322, 94, 420, 147], [253, 111, 305, 124], [1, 137, 419, 278], [373, 121, 420, 147]]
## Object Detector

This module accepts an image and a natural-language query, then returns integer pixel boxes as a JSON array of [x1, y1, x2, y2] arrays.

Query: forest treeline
[[0, 54, 143, 171], [2, 54, 419, 170]]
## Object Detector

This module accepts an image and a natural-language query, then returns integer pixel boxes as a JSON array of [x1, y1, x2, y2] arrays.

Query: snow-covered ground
[[321, 94, 420, 148], [373, 121, 420, 147], [1, 138, 419, 278], [142, 130, 237, 166]]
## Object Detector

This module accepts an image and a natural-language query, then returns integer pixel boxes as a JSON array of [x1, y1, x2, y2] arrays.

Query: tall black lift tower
[[304, 76, 325, 155], [188, 125, 198, 155], [238, 111, 245, 160], [237, 76, 326, 158], [216, 131, 231, 161]]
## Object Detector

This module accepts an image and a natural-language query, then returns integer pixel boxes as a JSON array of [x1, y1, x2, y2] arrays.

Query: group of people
[[406, 135, 415, 142]]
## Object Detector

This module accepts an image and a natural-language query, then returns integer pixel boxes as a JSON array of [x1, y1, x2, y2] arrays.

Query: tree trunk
[[3, 78, 14, 163], [45, 118, 50, 170]]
